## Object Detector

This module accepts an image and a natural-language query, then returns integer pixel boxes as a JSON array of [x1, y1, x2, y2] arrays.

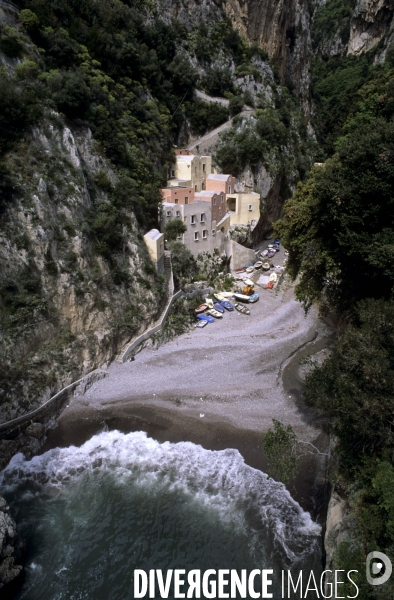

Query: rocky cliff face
[[0, 109, 165, 424], [156, 0, 314, 104], [348, 0, 394, 55], [225, 0, 313, 102], [0, 496, 22, 590], [312, 0, 394, 58]]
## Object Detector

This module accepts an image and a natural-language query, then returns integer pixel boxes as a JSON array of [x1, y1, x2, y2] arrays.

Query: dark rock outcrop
[[0, 497, 22, 590]]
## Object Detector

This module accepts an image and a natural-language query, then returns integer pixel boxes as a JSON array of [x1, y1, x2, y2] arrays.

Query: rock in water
[[0, 496, 22, 589]]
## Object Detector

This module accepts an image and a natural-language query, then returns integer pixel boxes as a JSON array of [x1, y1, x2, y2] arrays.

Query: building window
[[228, 185, 231, 193], [219, 208, 222, 216], [194, 231, 199, 241], [213, 198, 217, 206], [191, 215, 196, 224], [248, 204, 253, 211], [175, 198, 178, 204], [221, 195, 224, 203], [185, 197, 188, 204], [203, 164, 206, 171], [166, 211, 171, 217], [195, 185, 197, 191], [202, 229, 207, 239], [171, 170, 175, 177], [212, 229, 216, 236], [176, 211, 181, 217], [160, 243, 163, 252], [200, 214, 205, 222]]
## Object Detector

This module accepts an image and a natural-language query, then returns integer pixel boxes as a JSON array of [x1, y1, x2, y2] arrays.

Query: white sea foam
[[0, 430, 321, 566]]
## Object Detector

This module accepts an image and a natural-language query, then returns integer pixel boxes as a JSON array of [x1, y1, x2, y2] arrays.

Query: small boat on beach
[[254, 261, 263, 269], [267, 250, 276, 258], [248, 292, 259, 303], [262, 262, 270, 271], [234, 303, 250, 315], [213, 302, 225, 313], [233, 293, 250, 303], [220, 300, 234, 311], [195, 320, 208, 328], [246, 266, 254, 273], [207, 308, 223, 319], [214, 293, 225, 301], [197, 313, 214, 323], [261, 250, 269, 257], [244, 278, 254, 286], [195, 303, 208, 314]]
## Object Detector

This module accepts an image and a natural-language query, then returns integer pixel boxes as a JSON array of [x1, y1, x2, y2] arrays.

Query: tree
[[164, 218, 187, 242], [229, 95, 244, 116], [167, 241, 197, 288], [275, 119, 394, 313], [262, 419, 301, 483], [19, 9, 40, 32], [304, 299, 394, 467]]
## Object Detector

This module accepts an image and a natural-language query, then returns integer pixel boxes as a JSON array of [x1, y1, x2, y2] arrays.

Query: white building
[[143, 229, 165, 273], [161, 201, 228, 258]]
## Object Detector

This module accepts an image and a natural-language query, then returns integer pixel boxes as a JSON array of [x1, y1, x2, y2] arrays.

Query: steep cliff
[[155, 0, 314, 105], [0, 111, 166, 423]]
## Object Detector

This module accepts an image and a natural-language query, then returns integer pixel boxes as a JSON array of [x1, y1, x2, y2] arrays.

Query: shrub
[[185, 100, 229, 136], [0, 71, 43, 155], [46, 70, 91, 119], [164, 218, 187, 242], [0, 25, 24, 58], [167, 241, 197, 288], [19, 9, 40, 32], [229, 95, 244, 116], [200, 67, 234, 97]]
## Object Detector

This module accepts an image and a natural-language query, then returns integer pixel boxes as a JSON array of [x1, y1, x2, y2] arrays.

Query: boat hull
[[233, 293, 250, 303], [207, 309, 223, 319], [197, 314, 215, 323], [234, 303, 250, 315]]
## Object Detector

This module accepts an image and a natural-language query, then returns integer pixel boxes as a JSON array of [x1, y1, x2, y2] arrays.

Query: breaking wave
[[1, 430, 320, 568]]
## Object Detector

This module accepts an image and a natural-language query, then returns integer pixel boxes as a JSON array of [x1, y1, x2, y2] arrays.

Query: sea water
[[0, 430, 321, 600]]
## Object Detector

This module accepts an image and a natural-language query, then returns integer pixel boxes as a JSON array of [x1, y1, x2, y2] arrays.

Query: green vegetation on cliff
[[276, 28, 394, 596]]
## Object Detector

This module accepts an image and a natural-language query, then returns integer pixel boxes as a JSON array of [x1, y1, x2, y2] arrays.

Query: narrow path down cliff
[[188, 108, 254, 153]]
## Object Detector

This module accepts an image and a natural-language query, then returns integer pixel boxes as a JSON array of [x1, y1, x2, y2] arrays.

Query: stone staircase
[[115, 251, 175, 363], [163, 251, 174, 296]]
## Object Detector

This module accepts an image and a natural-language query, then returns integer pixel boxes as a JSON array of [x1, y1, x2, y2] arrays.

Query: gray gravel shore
[[48, 278, 332, 445]]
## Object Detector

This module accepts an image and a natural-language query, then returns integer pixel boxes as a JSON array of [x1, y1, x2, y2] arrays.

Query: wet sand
[[43, 279, 334, 518]]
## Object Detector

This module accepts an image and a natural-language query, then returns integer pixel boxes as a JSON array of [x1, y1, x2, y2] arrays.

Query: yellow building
[[143, 229, 165, 273], [169, 151, 213, 192], [225, 192, 261, 227]]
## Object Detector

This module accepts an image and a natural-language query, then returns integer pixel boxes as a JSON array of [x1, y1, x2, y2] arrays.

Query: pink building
[[161, 187, 195, 205], [206, 174, 235, 195], [195, 190, 225, 224]]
